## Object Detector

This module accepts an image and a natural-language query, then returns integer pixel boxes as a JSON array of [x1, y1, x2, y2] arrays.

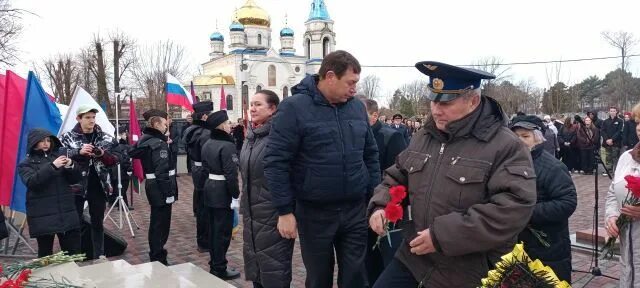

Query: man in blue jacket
[[264, 50, 380, 288]]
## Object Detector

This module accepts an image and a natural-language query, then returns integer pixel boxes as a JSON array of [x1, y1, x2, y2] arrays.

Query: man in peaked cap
[[369, 61, 537, 287], [182, 101, 214, 252]]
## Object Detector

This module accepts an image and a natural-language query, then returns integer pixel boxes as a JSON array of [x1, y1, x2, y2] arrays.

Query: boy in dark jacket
[[60, 105, 120, 259], [182, 101, 214, 252], [129, 110, 177, 265], [202, 110, 241, 280], [18, 128, 82, 257], [601, 107, 623, 175]]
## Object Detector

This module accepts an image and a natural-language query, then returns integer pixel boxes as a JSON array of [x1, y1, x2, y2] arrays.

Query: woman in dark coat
[[240, 90, 293, 288], [576, 116, 601, 175], [18, 128, 82, 257], [510, 116, 577, 283], [558, 117, 578, 172]]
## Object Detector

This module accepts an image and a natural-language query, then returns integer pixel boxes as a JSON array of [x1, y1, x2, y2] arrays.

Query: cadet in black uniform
[[202, 110, 241, 280], [129, 110, 177, 265], [182, 101, 214, 252]]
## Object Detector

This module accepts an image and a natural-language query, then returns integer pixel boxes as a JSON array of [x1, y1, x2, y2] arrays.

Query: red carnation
[[389, 185, 407, 204], [625, 175, 640, 198], [384, 203, 403, 223]]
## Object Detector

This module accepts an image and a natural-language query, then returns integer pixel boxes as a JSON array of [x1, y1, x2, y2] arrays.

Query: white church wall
[[202, 56, 236, 76]]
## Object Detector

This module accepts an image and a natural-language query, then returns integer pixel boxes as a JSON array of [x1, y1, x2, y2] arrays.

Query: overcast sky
[[7, 0, 640, 105]]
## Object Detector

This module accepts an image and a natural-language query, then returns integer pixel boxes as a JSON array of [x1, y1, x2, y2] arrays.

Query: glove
[[230, 198, 239, 209]]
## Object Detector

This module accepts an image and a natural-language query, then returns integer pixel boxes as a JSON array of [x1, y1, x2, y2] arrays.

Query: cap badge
[[432, 78, 445, 90]]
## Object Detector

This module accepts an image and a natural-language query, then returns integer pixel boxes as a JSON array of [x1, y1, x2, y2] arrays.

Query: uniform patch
[[160, 150, 168, 159], [232, 154, 239, 164]]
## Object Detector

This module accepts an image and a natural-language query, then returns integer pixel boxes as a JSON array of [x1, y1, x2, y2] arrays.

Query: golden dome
[[236, 0, 270, 27]]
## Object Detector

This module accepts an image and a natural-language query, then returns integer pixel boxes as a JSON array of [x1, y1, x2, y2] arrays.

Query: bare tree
[[471, 56, 512, 87], [110, 30, 136, 117], [602, 31, 637, 110], [357, 74, 381, 99], [400, 80, 430, 116], [602, 31, 637, 72], [543, 61, 569, 114], [39, 54, 80, 104], [0, 0, 24, 67], [77, 48, 96, 95], [86, 35, 111, 116], [130, 40, 189, 111]]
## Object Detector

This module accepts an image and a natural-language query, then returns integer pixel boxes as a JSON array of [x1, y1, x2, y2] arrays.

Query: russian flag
[[0, 71, 26, 207], [166, 73, 194, 112], [11, 72, 62, 213]]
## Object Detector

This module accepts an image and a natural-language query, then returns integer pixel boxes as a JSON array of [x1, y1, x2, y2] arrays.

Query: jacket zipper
[[46, 153, 65, 227], [247, 141, 258, 254], [425, 143, 446, 216], [334, 108, 347, 196], [416, 143, 446, 286]]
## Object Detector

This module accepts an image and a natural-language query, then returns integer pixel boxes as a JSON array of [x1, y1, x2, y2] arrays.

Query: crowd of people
[[15, 49, 640, 288], [520, 107, 639, 179]]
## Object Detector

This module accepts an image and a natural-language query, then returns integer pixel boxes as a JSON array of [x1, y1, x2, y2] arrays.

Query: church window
[[256, 85, 262, 92], [295, 66, 301, 73], [258, 34, 262, 45], [306, 39, 311, 60], [268, 65, 277, 86], [226, 94, 234, 110], [283, 86, 289, 98], [244, 34, 248, 44], [323, 37, 330, 57]]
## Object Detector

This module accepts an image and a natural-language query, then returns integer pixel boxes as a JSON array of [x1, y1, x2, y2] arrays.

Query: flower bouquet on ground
[[373, 185, 407, 250], [0, 251, 86, 287], [601, 175, 640, 260], [480, 243, 571, 288]]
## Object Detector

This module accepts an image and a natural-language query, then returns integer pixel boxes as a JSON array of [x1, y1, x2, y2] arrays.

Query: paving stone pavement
[[0, 172, 624, 287]]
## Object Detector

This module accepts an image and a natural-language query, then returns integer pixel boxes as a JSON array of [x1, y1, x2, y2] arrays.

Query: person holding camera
[[129, 109, 177, 265], [18, 128, 82, 257], [60, 105, 120, 259]]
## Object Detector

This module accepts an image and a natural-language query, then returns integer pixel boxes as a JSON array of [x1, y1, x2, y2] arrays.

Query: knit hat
[[142, 109, 168, 121], [206, 110, 229, 129]]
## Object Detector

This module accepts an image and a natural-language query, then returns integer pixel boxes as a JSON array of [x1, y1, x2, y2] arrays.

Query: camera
[[56, 147, 78, 158]]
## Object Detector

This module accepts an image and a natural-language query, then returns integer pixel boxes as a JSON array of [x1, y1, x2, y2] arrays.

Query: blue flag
[[10, 72, 62, 213]]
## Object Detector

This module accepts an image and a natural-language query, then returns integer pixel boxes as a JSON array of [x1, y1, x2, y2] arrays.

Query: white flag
[[58, 87, 115, 137]]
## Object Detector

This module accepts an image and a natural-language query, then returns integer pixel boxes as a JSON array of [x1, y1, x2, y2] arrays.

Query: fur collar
[[209, 128, 234, 143], [143, 127, 168, 141]]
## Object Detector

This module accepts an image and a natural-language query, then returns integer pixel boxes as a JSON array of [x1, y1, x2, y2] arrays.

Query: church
[[191, 0, 337, 121]]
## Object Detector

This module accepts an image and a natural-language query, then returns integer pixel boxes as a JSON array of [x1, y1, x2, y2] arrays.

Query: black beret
[[142, 109, 168, 121], [510, 115, 544, 131], [193, 101, 214, 113], [206, 110, 229, 130]]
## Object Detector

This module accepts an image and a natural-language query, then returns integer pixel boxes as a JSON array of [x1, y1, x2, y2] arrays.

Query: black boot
[[210, 268, 240, 280]]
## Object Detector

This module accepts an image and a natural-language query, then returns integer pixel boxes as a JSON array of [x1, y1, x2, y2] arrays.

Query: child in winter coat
[[18, 128, 82, 257]]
